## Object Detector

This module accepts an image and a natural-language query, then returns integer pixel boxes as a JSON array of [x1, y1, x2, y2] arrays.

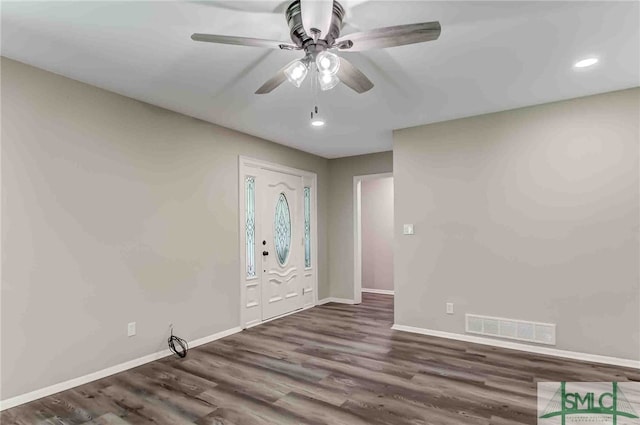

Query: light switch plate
[[446, 303, 454, 314], [403, 224, 414, 235], [127, 322, 136, 337]]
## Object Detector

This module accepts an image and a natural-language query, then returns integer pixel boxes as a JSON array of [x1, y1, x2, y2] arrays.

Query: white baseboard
[[362, 288, 395, 295], [0, 326, 242, 411], [246, 304, 315, 329], [391, 324, 640, 369], [318, 297, 355, 305]]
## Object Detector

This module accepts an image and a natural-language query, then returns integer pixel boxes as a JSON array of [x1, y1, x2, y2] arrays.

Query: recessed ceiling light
[[311, 119, 325, 127], [574, 57, 599, 68]]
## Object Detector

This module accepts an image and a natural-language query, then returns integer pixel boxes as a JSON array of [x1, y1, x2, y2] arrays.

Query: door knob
[[263, 251, 269, 256]]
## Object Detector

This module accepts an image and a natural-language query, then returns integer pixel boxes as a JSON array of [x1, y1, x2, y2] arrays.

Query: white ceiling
[[2, 1, 638, 158]]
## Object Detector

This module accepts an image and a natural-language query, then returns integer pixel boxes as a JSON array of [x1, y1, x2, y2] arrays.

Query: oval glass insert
[[274, 193, 292, 265]]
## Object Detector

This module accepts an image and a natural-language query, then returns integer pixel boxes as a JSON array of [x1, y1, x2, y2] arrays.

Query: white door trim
[[353, 172, 393, 304], [239, 156, 318, 328]]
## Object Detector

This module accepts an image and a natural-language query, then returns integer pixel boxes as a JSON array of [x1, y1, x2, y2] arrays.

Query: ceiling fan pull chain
[[313, 65, 320, 111], [310, 63, 319, 118]]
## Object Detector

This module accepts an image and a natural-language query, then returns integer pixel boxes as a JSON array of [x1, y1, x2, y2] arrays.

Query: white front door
[[259, 169, 303, 320]]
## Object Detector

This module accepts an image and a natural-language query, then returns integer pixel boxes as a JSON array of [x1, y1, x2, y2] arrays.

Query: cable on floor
[[168, 325, 188, 358]]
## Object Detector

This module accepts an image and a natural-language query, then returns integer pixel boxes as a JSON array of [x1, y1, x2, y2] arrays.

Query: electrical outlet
[[127, 322, 136, 337], [446, 303, 454, 315], [403, 224, 415, 235]]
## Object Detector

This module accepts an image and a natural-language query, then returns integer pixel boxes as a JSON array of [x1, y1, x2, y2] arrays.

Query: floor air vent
[[465, 314, 556, 345]]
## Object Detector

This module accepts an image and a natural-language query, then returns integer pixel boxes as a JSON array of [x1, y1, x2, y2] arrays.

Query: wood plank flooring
[[2, 293, 638, 424]]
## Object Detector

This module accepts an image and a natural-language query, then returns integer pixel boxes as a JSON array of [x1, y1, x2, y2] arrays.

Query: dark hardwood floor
[[2, 293, 638, 424]]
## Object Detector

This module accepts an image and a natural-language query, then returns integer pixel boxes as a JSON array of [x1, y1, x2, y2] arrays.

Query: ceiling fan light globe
[[315, 51, 340, 76], [284, 60, 308, 88], [291, 68, 303, 79], [318, 72, 340, 91]]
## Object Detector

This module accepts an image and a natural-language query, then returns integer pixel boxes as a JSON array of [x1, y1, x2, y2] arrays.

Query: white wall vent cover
[[465, 314, 556, 346]]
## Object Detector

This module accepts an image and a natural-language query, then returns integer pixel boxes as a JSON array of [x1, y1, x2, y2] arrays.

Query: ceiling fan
[[191, 0, 441, 94]]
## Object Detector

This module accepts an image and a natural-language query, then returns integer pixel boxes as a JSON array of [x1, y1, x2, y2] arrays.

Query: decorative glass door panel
[[260, 169, 303, 320], [304, 187, 311, 269], [274, 193, 292, 266]]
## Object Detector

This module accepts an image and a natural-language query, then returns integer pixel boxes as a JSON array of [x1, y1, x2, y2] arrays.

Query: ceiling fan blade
[[335, 21, 441, 51], [337, 57, 373, 94], [189, 1, 281, 13], [300, 0, 334, 38], [188, 1, 291, 14], [191, 33, 298, 50], [255, 60, 299, 94]]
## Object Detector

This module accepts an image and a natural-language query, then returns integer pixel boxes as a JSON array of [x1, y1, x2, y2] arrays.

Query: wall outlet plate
[[446, 303, 454, 314], [403, 224, 414, 235], [127, 322, 136, 337]]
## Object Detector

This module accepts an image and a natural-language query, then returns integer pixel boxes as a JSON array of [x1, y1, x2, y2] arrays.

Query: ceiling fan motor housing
[[285, 0, 345, 56]]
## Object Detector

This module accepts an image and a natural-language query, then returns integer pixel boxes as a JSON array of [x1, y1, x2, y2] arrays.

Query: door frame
[[353, 172, 393, 304], [238, 156, 318, 328]]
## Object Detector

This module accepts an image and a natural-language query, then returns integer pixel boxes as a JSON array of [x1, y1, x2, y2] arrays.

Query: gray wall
[[361, 177, 394, 291], [4, 53, 637, 403], [0, 58, 330, 399], [393, 88, 640, 360], [328, 152, 393, 300]]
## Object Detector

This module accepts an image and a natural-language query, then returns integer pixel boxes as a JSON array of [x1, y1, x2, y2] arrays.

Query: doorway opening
[[353, 173, 394, 303]]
